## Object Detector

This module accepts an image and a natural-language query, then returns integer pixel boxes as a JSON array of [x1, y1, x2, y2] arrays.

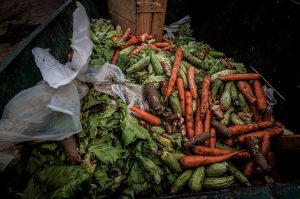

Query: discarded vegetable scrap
[[4, 17, 292, 198]]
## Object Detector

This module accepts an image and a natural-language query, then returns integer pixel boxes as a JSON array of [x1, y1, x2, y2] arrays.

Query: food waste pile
[[3, 18, 294, 199]]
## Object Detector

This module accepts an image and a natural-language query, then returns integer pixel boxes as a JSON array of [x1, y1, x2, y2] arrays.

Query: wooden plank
[[107, 0, 136, 23], [109, 11, 136, 34], [151, 0, 168, 37], [136, 0, 153, 35], [272, 135, 300, 151]]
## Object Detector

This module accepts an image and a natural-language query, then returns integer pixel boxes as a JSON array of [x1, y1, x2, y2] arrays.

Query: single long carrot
[[200, 75, 211, 119], [193, 145, 251, 159], [185, 91, 194, 138], [219, 73, 261, 81], [177, 78, 185, 116], [120, 36, 140, 49], [194, 99, 203, 136], [228, 121, 274, 135], [111, 48, 120, 64], [249, 103, 262, 122], [120, 27, 131, 41], [243, 160, 255, 178], [204, 109, 211, 147], [130, 106, 161, 126], [162, 44, 176, 51], [153, 42, 170, 48], [180, 152, 239, 168], [187, 66, 198, 99], [262, 135, 270, 156], [236, 81, 257, 104], [210, 128, 216, 148], [128, 45, 145, 58], [238, 127, 283, 143], [147, 43, 161, 51], [253, 80, 268, 112], [165, 48, 183, 100]]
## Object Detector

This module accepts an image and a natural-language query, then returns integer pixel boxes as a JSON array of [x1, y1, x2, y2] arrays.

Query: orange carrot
[[262, 135, 270, 156], [194, 99, 203, 136], [130, 106, 161, 126], [210, 128, 216, 148], [250, 103, 262, 122], [220, 58, 232, 68], [204, 109, 211, 147], [187, 66, 198, 99], [164, 48, 183, 100], [177, 78, 185, 116], [228, 121, 274, 135], [147, 43, 161, 51], [153, 42, 170, 48], [111, 48, 120, 64], [120, 36, 140, 49], [224, 138, 234, 146], [162, 44, 176, 51], [112, 36, 119, 43], [146, 34, 154, 40], [243, 160, 255, 178], [238, 127, 283, 143], [120, 27, 131, 41], [200, 75, 211, 119], [161, 37, 171, 43], [128, 45, 145, 58], [139, 32, 149, 43], [180, 152, 239, 168], [236, 81, 257, 104], [208, 91, 213, 105], [263, 110, 272, 121], [185, 91, 194, 138], [253, 80, 268, 112], [193, 145, 251, 159], [219, 73, 261, 81]]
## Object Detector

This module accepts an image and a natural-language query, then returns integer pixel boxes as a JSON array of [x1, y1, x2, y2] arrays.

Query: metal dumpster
[[0, 0, 300, 198]]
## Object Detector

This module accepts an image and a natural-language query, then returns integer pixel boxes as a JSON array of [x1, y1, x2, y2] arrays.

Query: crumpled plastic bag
[[163, 15, 191, 38], [0, 81, 81, 149], [81, 62, 147, 110], [263, 85, 278, 112], [32, 2, 92, 88]]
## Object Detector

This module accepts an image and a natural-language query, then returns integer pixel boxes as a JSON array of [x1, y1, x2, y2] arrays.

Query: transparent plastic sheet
[[0, 2, 90, 170], [32, 2, 92, 88], [81, 62, 148, 110], [163, 15, 191, 38]]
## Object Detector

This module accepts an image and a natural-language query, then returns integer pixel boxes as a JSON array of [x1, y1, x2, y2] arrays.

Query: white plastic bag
[[32, 2, 93, 88], [0, 81, 81, 148]]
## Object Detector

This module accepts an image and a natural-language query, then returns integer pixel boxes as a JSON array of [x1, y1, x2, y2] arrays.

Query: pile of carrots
[[109, 27, 287, 189]]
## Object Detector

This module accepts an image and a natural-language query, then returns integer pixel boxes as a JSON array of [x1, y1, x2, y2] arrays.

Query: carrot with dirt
[[210, 128, 216, 148], [195, 99, 203, 136], [211, 119, 232, 137], [243, 160, 255, 178], [193, 146, 251, 159], [160, 80, 168, 96], [130, 106, 161, 126], [185, 91, 195, 138], [128, 45, 145, 58], [147, 43, 161, 51], [139, 32, 149, 43], [204, 109, 211, 147], [211, 104, 224, 119], [253, 80, 268, 112], [162, 44, 176, 51], [261, 135, 270, 156], [236, 81, 257, 104], [263, 111, 272, 121], [219, 73, 261, 81], [164, 48, 183, 100], [120, 36, 140, 49], [183, 132, 211, 150], [228, 121, 274, 135], [250, 103, 262, 122], [177, 78, 185, 116], [120, 27, 131, 41], [220, 58, 233, 68], [180, 151, 240, 168], [238, 127, 283, 143], [200, 75, 211, 119], [224, 138, 234, 147], [244, 136, 271, 171], [145, 82, 162, 111], [111, 48, 120, 64], [187, 66, 198, 99], [59, 135, 81, 165]]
